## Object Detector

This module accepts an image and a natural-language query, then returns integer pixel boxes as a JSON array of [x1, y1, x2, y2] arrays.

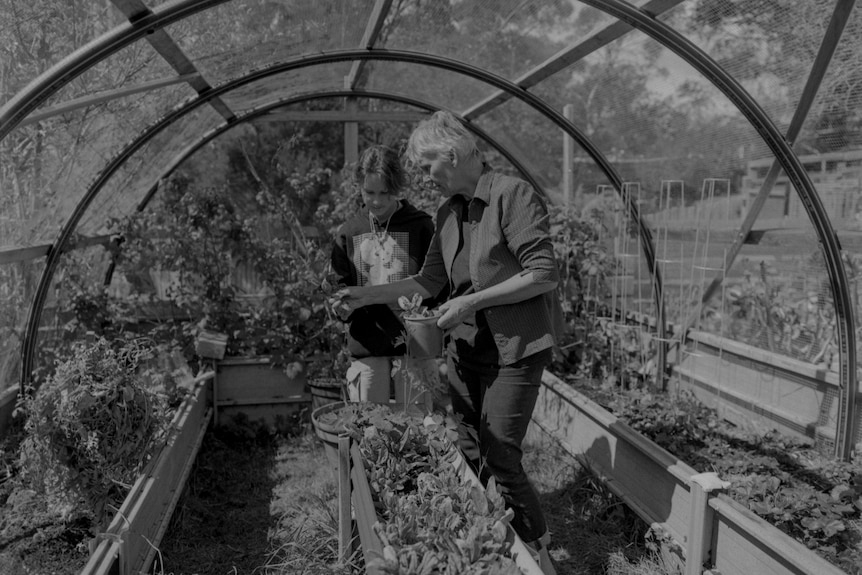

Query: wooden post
[[686, 472, 729, 575], [344, 96, 359, 166], [338, 435, 352, 564], [562, 104, 575, 209]]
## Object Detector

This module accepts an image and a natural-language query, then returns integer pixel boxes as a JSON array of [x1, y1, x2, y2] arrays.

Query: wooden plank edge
[[535, 373, 695, 548], [81, 380, 210, 575], [530, 414, 687, 553], [674, 364, 819, 438], [215, 394, 310, 406], [140, 406, 212, 574], [709, 494, 849, 575], [115, 386, 211, 574], [541, 371, 698, 481], [350, 443, 384, 574], [687, 330, 840, 386]]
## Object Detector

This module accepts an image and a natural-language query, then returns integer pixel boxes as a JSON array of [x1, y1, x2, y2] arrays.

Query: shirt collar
[[473, 163, 493, 204]]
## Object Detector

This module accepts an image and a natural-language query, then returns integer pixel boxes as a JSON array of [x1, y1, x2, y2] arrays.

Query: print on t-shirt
[[353, 230, 410, 286]]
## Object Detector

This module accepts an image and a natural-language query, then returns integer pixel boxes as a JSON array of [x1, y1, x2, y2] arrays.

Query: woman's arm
[[436, 270, 555, 330]]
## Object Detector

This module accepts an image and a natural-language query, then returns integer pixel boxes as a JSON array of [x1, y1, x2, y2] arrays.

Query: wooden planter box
[[674, 330, 862, 449], [530, 371, 849, 575], [334, 432, 544, 574], [214, 356, 310, 427], [80, 371, 214, 575]]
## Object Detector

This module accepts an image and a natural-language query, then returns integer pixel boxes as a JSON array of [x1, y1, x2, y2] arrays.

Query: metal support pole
[[344, 96, 359, 166], [563, 104, 575, 209]]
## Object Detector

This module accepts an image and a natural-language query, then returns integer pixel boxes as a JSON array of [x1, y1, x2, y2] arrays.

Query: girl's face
[[362, 174, 399, 221]]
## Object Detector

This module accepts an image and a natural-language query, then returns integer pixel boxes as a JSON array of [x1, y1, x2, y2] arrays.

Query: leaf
[[398, 295, 413, 311]]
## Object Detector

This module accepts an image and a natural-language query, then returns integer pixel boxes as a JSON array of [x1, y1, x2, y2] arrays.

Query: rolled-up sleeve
[[413, 227, 449, 299], [501, 181, 559, 284]]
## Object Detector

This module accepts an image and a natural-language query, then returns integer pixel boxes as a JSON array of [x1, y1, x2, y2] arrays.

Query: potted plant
[[397, 292, 444, 360]]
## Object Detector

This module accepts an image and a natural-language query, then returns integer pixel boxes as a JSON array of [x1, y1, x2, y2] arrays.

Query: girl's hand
[[332, 286, 375, 319]]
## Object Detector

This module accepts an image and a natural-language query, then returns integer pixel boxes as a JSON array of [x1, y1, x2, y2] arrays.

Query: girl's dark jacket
[[331, 200, 435, 358]]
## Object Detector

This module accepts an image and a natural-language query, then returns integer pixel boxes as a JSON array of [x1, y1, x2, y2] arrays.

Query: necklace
[[368, 211, 393, 257]]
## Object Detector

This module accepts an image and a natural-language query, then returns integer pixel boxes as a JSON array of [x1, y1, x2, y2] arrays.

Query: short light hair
[[353, 144, 406, 195], [405, 111, 480, 165]]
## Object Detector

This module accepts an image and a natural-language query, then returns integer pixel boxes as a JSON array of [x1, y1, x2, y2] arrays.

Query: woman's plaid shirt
[[414, 167, 564, 365]]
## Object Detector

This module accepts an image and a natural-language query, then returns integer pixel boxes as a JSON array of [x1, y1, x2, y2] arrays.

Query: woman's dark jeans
[[446, 349, 551, 542]]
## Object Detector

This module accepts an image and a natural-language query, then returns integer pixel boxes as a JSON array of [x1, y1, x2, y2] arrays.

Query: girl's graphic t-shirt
[[354, 231, 410, 287]]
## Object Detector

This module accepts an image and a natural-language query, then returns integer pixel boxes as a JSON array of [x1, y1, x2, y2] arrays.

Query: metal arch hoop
[[98, 90, 548, 285], [16, 50, 666, 397], [1, 0, 853, 457], [132, 91, 548, 212], [579, 0, 856, 461]]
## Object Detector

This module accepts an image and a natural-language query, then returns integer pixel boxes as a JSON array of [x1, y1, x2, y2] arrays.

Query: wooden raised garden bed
[[80, 371, 214, 575], [317, 402, 545, 574], [674, 330, 862, 449], [214, 356, 309, 427], [530, 370, 850, 575]]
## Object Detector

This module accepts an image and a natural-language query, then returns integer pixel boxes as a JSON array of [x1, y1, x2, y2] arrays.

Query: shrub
[[18, 337, 170, 524]]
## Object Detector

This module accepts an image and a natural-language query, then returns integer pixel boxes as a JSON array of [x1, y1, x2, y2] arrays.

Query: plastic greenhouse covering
[[1, 0, 862, 458]]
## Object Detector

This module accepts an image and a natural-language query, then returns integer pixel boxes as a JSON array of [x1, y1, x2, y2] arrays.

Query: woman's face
[[415, 150, 460, 197], [362, 174, 399, 221]]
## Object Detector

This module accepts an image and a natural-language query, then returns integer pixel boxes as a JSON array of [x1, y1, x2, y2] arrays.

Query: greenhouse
[[1, 1, 861, 574]]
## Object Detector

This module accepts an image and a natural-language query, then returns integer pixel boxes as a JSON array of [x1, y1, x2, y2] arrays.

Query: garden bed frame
[[530, 371, 849, 575], [674, 330, 862, 450], [333, 434, 545, 574], [2, 359, 842, 574], [213, 356, 310, 427], [80, 370, 214, 575]]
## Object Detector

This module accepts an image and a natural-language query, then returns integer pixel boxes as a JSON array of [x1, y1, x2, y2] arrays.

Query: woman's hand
[[436, 294, 478, 330]]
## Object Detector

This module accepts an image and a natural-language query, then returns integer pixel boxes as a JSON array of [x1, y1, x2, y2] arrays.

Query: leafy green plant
[[108, 170, 349, 377], [548, 205, 659, 388], [335, 405, 524, 574], [716, 258, 837, 366], [397, 292, 439, 319], [17, 337, 172, 525]]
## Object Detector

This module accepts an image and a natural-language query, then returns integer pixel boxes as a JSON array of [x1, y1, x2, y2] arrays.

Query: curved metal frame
[[578, 0, 856, 462], [5, 0, 851, 456], [0, 0, 232, 140], [16, 49, 666, 397], [132, 91, 546, 212], [100, 90, 547, 284]]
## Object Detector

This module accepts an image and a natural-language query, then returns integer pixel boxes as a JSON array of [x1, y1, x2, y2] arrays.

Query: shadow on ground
[[155, 415, 282, 575]]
